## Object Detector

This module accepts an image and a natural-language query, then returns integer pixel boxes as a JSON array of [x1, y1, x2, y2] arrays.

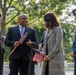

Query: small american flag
[[32, 48, 44, 63], [33, 53, 44, 63]]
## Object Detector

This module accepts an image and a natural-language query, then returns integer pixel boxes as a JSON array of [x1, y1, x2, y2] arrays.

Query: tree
[[0, 0, 74, 61], [0, 0, 73, 35]]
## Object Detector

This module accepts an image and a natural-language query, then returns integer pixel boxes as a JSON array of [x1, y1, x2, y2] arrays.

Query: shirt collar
[[18, 24, 25, 28]]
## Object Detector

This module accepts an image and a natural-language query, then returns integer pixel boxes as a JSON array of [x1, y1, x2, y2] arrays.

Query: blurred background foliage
[[0, 0, 76, 62]]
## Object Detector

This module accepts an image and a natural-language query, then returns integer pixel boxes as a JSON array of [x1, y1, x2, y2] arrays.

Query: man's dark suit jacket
[[4, 25, 37, 61], [0, 31, 4, 75]]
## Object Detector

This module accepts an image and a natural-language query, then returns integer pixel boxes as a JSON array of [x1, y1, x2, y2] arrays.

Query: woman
[[41, 11, 65, 75], [26, 11, 65, 75]]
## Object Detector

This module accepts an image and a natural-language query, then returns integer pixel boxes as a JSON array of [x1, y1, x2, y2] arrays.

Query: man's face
[[18, 15, 28, 27]]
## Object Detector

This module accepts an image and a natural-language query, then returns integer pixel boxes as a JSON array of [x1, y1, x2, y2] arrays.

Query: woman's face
[[44, 22, 47, 28], [44, 21, 51, 29]]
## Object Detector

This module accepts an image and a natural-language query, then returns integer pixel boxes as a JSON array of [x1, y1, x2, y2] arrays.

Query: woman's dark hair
[[0, 13, 1, 18], [44, 11, 60, 28]]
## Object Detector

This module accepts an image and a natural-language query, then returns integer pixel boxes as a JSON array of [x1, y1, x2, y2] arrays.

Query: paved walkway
[[35, 65, 74, 75], [3, 64, 74, 75]]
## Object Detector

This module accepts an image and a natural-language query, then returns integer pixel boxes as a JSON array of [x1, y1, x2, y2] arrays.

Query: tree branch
[[5, 5, 26, 25], [6, 0, 13, 11], [5, 12, 20, 25]]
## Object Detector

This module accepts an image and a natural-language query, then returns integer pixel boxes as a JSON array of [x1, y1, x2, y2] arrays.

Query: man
[[0, 35, 5, 75], [0, 13, 5, 75], [0, 34, 4, 75], [4, 14, 37, 75], [70, 9, 76, 75]]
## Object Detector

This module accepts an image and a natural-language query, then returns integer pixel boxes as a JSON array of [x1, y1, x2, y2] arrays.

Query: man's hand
[[70, 52, 76, 58], [2, 36, 6, 41], [14, 41, 20, 47], [26, 39, 32, 46]]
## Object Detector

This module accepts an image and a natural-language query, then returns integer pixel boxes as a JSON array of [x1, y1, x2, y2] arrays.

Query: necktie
[[20, 27, 24, 37]]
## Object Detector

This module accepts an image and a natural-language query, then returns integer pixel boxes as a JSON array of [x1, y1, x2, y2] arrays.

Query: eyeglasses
[[20, 18, 28, 21]]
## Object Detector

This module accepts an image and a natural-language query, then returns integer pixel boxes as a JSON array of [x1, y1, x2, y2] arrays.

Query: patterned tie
[[20, 27, 24, 37]]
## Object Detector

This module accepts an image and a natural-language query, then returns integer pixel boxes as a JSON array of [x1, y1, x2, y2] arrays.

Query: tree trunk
[[1, 21, 5, 35]]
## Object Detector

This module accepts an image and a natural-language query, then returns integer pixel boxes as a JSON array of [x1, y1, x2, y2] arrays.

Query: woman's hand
[[43, 55, 50, 61], [38, 44, 43, 50]]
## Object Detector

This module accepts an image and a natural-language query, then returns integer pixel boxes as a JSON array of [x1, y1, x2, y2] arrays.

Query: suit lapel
[[24, 26, 29, 34], [16, 25, 21, 37], [15, 25, 29, 38], [43, 29, 55, 54], [45, 29, 54, 40], [47, 29, 54, 39]]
